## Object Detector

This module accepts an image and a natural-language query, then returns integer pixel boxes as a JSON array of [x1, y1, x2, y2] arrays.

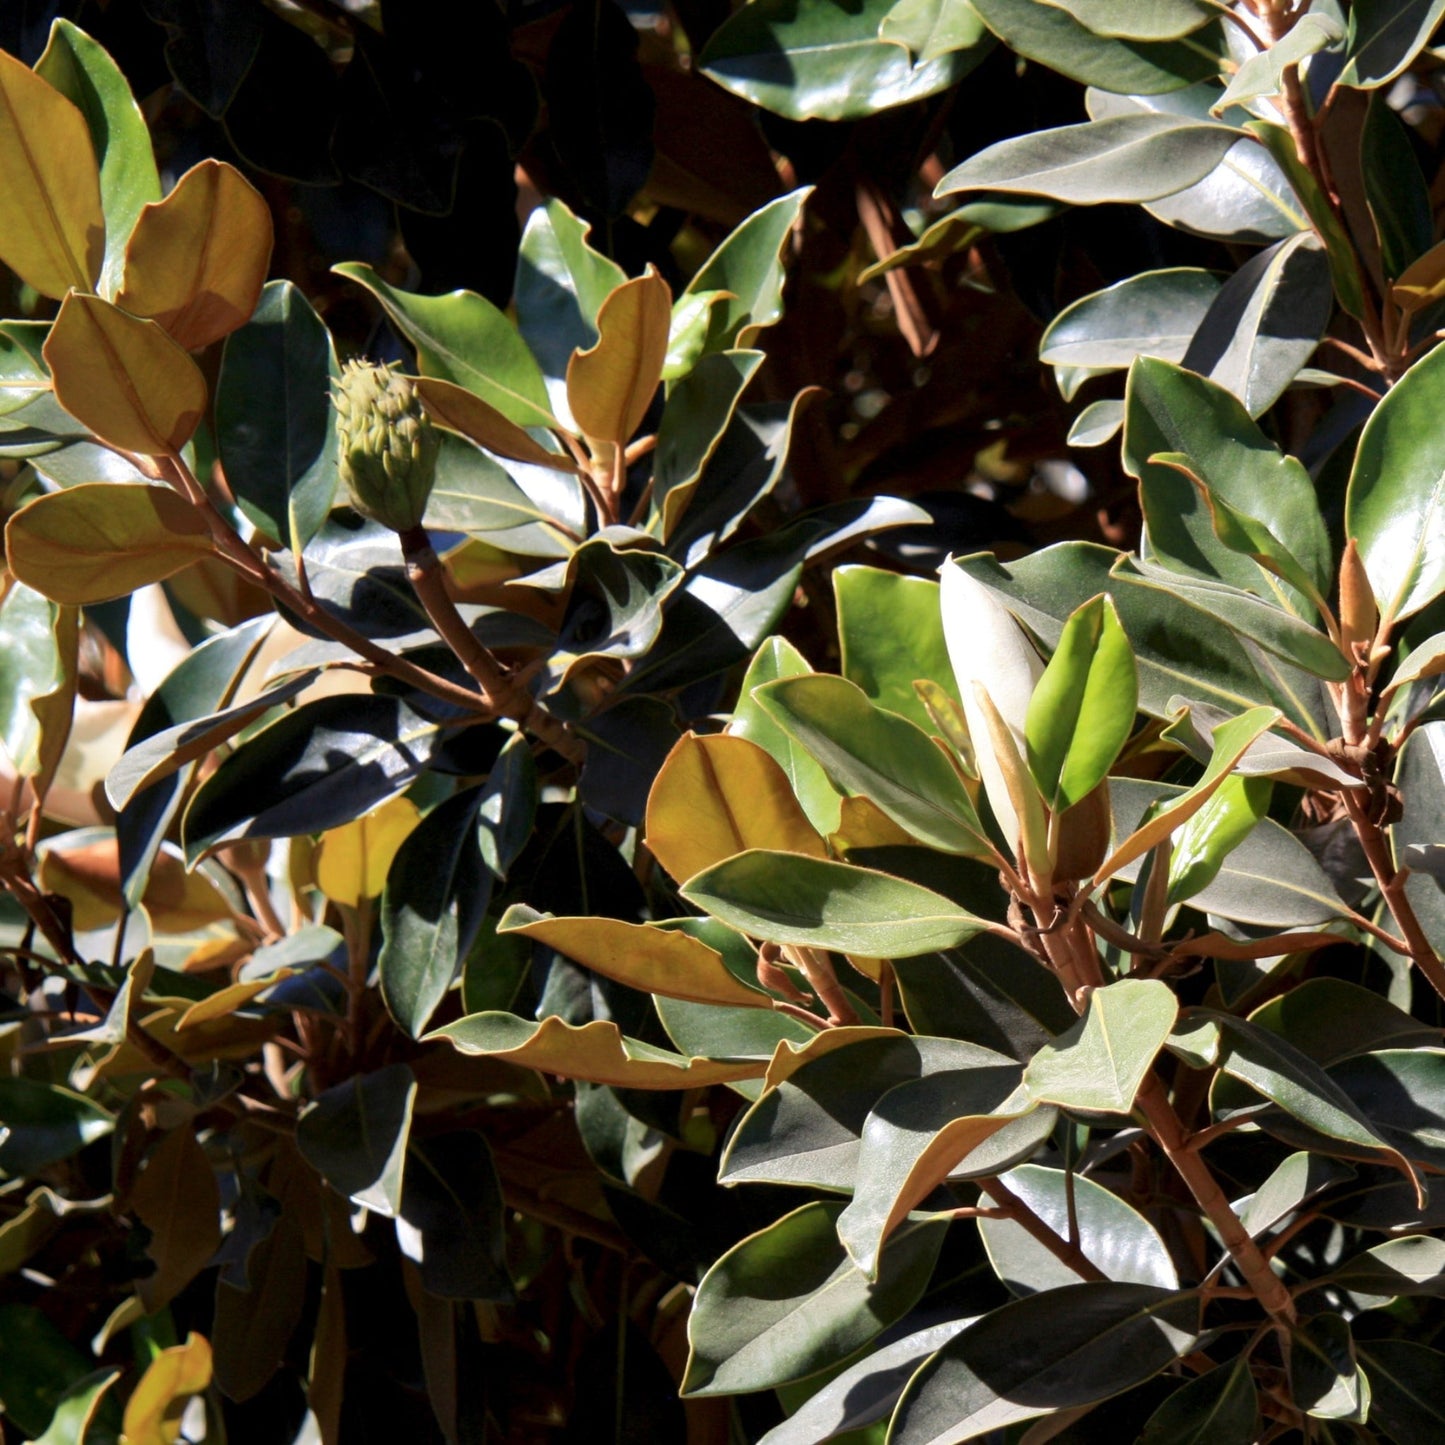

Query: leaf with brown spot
[[116, 159, 273, 350]]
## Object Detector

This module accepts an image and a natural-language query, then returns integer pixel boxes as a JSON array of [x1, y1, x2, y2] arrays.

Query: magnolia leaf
[[415, 375, 578, 471], [115, 158, 273, 350], [427, 1011, 768, 1089], [1039, 267, 1221, 370], [129, 1128, 221, 1313], [1024, 978, 1177, 1113], [295, 1063, 416, 1217], [500, 905, 767, 1008], [1218, 15, 1343, 112], [1166, 774, 1273, 905], [566, 267, 672, 451], [644, 732, 827, 884], [43, 293, 207, 455], [313, 794, 420, 909], [0, 46, 103, 298], [6, 482, 211, 605], [1139, 1358, 1258, 1444], [120, 1333, 212, 1445]]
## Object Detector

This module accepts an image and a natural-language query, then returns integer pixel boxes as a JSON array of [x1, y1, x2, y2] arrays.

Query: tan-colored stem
[[1136, 1074, 1296, 1325], [397, 527, 585, 764]]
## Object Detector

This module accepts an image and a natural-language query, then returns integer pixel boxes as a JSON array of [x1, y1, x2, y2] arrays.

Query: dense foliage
[[6, 1, 1445, 1442]]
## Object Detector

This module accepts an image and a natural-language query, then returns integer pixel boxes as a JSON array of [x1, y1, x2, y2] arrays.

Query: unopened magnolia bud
[[333, 360, 439, 533], [1339, 537, 1378, 664]]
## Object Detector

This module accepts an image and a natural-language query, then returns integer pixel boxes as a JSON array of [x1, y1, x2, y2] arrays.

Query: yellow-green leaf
[[0, 46, 103, 298], [566, 266, 672, 451], [314, 794, 420, 909], [120, 1332, 212, 1445], [6, 482, 212, 605], [645, 732, 827, 884], [44, 292, 207, 454], [414, 374, 578, 471], [500, 905, 769, 1008], [428, 1011, 769, 1089], [115, 158, 273, 350]]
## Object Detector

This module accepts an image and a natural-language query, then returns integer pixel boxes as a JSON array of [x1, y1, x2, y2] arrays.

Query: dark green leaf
[[1040, 268, 1221, 371], [1391, 721, 1445, 957], [1363, 96, 1434, 279], [397, 1131, 510, 1300], [1291, 1313, 1367, 1421], [889, 1283, 1199, 1443], [424, 429, 578, 542], [0, 1304, 96, 1439], [295, 1063, 416, 1217], [682, 1201, 946, 1395], [1355, 1342, 1445, 1440], [1340, 0, 1445, 88], [1138, 1358, 1257, 1444], [0, 1079, 112, 1177]]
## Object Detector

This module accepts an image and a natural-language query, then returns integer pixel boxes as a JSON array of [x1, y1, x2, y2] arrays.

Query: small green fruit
[[332, 359, 439, 533]]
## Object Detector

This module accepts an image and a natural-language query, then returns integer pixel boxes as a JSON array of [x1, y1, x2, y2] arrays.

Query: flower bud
[[332, 360, 439, 533]]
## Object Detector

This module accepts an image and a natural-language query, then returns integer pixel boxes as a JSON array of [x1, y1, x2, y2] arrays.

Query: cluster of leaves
[[6, 1, 1445, 1444]]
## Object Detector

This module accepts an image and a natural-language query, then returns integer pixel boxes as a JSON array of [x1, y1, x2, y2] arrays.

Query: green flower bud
[[332, 359, 440, 533]]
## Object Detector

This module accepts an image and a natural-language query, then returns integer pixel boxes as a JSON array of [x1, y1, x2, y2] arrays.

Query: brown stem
[[978, 1176, 1107, 1283], [397, 527, 585, 764], [1342, 788, 1445, 1001], [1136, 1074, 1296, 1325]]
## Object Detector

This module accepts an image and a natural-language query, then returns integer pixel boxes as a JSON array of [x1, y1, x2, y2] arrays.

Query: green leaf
[[937, 114, 1238, 205], [1024, 978, 1177, 1113], [1025, 594, 1136, 811], [0, 1304, 97, 1440], [181, 696, 450, 862], [1165, 774, 1272, 904], [397, 1131, 510, 1300], [758, 675, 987, 855], [31, 1366, 122, 1445], [700, 0, 986, 122], [423, 430, 577, 546], [683, 189, 811, 354], [1138, 1359, 1258, 1444], [879, 0, 988, 62], [979, 1162, 1178, 1295], [1346, 337, 1445, 625], [1391, 721, 1445, 957], [333, 262, 555, 428], [1180, 231, 1333, 417], [216, 280, 339, 551], [1291, 1313, 1368, 1421], [1039, 267, 1221, 371], [720, 1035, 1005, 1190], [1241, 1152, 1356, 1238], [682, 1201, 946, 1395], [380, 788, 490, 1039], [1039, 0, 1211, 40], [1326, 1233, 1445, 1300], [476, 730, 536, 880], [889, 1283, 1199, 1443], [36, 18, 159, 300], [0, 1079, 112, 1177], [681, 850, 986, 957], [1355, 1342, 1445, 1441], [1240, 978, 1437, 1067], [653, 349, 763, 535], [0, 582, 69, 781], [295, 1063, 416, 1217], [1069, 398, 1124, 447], [1363, 95, 1434, 280], [836, 1070, 1051, 1275], [969, 0, 1225, 92], [6, 482, 213, 606], [1339, 0, 1445, 88], [835, 565, 956, 732], [1125, 357, 1331, 603], [1320, 1048, 1445, 1173], [514, 198, 626, 391], [1218, 15, 1343, 111], [730, 637, 843, 836]]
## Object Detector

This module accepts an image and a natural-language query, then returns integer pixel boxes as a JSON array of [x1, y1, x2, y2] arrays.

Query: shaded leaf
[[1339, 0, 1445, 88], [0, 1078, 112, 1176], [397, 1131, 510, 1300], [295, 1063, 416, 1217], [1138, 1358, 1257, 1444]]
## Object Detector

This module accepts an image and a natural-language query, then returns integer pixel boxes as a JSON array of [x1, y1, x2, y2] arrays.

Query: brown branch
[[977, 1176, 1107, 1283]]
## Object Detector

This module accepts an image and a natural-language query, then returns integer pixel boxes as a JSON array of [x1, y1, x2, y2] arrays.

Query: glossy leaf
[[1179, 231, 1333, 417], [1218, 15, 1343, 111], [6, 482, 211, 605], [0, 45, 103, 298], [970, 0, 1224, 92], [115, 158, 272, 350], [1355, 1342, 1445, 1440], [0, 582, 72, 779], [890, 1282, 1199, 1443], [36, 18, 160, 299], [30, 1367, 121, 1445], [499, 905, 767, 1008], [182, 695, 449, 861], [1038, 0, 1212, 41], [729, 638, 843, 836], [1346, 338, 1445, 624], [644, 732, 826, 885], [295, 1063, 416, 1217], [1024, 979, 1177, 1112], [1165, 774, 1272, 904], [1327, 1233, 1445, 1299], [937, 114, 1237, 205], [1138, 1358, 1258, 1445], [1241, 1152, 1357, 1237], [683, 1201, 946, 1394], [757, 675, 987, 854], [1339, 0, 1445, 88], [879, 0, 988, 61], [1290, 1313, 1367, 1422], [0, 1078, 112, 1176], [1039, 267, 1220, 371], [415, 375, 578, 473], [682, 850, 986, 957], [334, 262, 556, 428], [44, 293, 207, 455], [215, 279, 340, 549], [1025, 593, 1136, 811], [980, 1163, 1178, 1295], [567, 268, 671, 450], [701, 0, 982, 122], [428, 1011, 768, 1089], [475, 730, 536, 880]]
